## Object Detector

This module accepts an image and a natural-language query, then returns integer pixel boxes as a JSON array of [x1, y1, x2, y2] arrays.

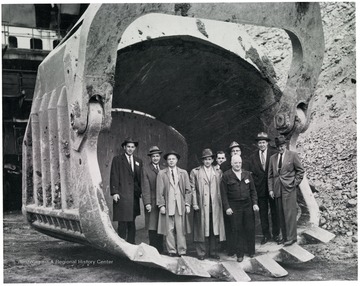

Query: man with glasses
[[220, 141, 241, 173]]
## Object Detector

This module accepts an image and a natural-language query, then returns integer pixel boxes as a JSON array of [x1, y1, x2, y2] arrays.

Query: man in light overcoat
[[190, 148, 225, 260], [268, 135, 305, 246], [142, 146, 165, 253], [156, 151, 192, 256], [110, 137, 143, 244]]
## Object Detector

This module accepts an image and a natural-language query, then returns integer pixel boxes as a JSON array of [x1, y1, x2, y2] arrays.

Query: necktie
[[129, 156, 133, 172], [155, 165, 159, 172], [171, 169, 175, 184], [261, 151, 266, 170], [278, 153, 283, 170]]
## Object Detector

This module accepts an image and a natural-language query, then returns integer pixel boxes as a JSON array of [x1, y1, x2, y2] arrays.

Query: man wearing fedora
[[110, 137, 143, 244], [268, 135, 304, 246], [220, 141, 241, 173], [190, 149, 226, 260], [156, 151, 192, 257], [142, 146, 165, 253], [249, 132, 280, 244]]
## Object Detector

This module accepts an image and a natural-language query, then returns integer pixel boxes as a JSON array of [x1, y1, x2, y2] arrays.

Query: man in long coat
[[110, 137, 143, 244], [190, 148, 225, 260], [156, 151, 192, 257], [141, 146, 165, 253], [268, 135, 304, 246], [249, 132, 279, 244]]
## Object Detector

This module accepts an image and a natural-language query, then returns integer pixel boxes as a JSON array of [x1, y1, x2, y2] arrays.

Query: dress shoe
[[284, 240, 296, 246], [277, 239, 285, 245], [198, 255, 205, 260], [210, 254, 220, 260], [168, 253, 178, 257], [228, 252, 236, 257], [261, 236, 269, 245], [273, 235, 280, 243], [237, 256, 244, 262], [248, 253, 255, 258]]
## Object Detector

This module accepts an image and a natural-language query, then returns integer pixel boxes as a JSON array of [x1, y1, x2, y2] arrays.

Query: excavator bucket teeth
[[249, 254, 288, 278], [207, 263, 233, 281], [175, 256, 211, 277], [277, 244, 315, 263], [132, 243, 167, 268], [302, 226, 336, 244], [220, 261, 252, 281]]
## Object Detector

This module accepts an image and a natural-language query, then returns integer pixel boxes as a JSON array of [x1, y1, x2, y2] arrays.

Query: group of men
[[110, 132, 305, 262]]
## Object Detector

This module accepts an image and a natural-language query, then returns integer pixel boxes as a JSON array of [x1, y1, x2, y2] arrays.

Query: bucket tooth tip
[[251, 254, 288, 277], [279, 243, 315, 263], [132, 244, 167, 268], [302, 226, 336, 244], [176, 256, 211, 277], [221, 261, 252, 281]]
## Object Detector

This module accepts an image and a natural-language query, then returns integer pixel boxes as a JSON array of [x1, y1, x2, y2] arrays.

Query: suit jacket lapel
[[199, 166, 210, 184], [265, 150, 271, 170], [230, 169, 241, 182], [281, 150, 290, 173], [122, 154, 133, 174], [272, 154, 279, 175], [175, 168, 180, 186], [209, 166, 216, 183], [150, 163, 158, 174]]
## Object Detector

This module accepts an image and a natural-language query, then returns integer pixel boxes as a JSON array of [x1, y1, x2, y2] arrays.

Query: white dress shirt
[[204, 166, 213, 180], [233, 170, 242, 181], [169, 167, 178, 183], [125, 154, 134, 171], [259, 149, 267, 163]]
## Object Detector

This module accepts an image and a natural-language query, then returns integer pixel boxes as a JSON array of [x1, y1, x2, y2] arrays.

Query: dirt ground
[[3, 211, 358, 283]]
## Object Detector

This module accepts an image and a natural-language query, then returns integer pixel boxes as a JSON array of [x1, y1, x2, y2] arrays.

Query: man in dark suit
[[268, 135, 305, 246], [142, 146, 164, 253], [110, 137, 143, 244], [249, 132, 279, 244]]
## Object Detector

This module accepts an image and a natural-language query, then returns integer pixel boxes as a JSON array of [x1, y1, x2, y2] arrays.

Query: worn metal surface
[[249, 254, 288, 277], [22, 2, 330, 280]]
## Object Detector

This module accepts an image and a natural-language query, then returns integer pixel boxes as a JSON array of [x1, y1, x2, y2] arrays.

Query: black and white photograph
[[2, 1, 358, 283]]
